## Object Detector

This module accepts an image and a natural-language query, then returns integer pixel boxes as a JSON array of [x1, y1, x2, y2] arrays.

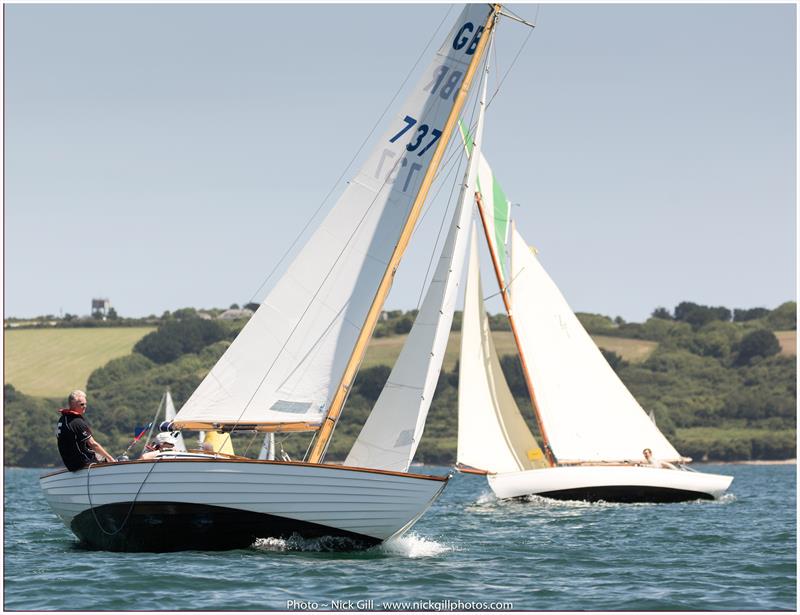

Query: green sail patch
[[458, 119, 511, 280]]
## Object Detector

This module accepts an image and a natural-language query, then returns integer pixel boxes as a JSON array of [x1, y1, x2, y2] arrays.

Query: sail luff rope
[[246, 6, 455, 305]]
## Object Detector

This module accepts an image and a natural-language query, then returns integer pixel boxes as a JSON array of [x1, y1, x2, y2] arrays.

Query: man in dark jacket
[[56, 390, 115, 471]]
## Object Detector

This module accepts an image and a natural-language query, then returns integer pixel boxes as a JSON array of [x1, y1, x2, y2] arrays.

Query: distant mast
[[476, 204, 556, 466]]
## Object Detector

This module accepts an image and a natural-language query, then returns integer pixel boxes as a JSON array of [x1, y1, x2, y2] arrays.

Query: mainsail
[[344, 45, 491, 473], [508, 224, 683, 463], [457, 227, 547, 474], [174, 4, 496, 431]]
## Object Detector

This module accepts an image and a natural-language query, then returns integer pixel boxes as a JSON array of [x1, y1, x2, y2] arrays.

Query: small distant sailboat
[[162, 390, 186, 452], [456, 151, 733, 503], [40, 4, 508, 551]]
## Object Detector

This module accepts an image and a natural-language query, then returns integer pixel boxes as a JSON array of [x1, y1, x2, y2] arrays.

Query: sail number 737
[[389, 116, 442, 157], [373, 114, 444, 193]]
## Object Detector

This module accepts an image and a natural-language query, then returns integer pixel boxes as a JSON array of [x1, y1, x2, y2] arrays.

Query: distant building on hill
[[218, 308, 254, 321], [91, 298, 111, 319]]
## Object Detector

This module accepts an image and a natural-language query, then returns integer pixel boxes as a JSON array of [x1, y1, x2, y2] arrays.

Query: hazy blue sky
[[5, 3, 796, 322]]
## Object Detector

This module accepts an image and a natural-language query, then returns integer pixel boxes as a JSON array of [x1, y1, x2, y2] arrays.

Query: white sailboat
[[40, 4, 503, 551], [457, 153, 733, 503], [162, 390, 187, 452]]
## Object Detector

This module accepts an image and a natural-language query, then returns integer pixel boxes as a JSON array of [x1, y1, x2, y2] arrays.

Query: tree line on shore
[[4, 301, 795, 467]]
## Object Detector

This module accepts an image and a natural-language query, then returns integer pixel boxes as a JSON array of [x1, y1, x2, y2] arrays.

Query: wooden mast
[[475, 199, 557, 467], [308, 4, 502, 464]]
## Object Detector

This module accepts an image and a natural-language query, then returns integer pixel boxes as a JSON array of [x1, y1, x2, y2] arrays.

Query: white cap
[[155, 432, 177, 446]]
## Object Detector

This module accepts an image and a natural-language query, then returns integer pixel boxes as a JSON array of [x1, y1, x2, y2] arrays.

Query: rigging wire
[[246, 6, 455, 305], [241, 430, 262, 458], [486, 12, 536, 111], [414, 57, 486, 311], [86, 459, 162, 536], [413, 152, 464, 311], [226, 8, 509, 437], [226, 103, 435, 437], [210, 6, 538, 450]]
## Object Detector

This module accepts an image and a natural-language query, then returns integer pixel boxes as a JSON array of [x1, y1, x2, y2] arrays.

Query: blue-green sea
[[4, 464, 796, 611]]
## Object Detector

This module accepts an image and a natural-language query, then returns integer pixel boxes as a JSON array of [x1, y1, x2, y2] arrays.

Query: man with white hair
[[56, 390, 115, 471]]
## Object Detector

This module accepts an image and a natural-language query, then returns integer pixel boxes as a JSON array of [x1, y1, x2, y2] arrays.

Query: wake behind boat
[[456, 148, 733, 504], [40, 3, 507, 551]]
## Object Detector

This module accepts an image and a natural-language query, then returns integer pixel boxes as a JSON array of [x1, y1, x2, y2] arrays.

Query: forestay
[[344, 46, 490, 473], [508, 225, 683, 463], [457, 227, 547, 474], [174, 4, 495, 430]]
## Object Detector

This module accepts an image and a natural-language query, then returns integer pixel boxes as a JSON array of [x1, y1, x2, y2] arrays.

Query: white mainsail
[[457, 226, 547, 474], [508, 224, 682, 463], [174, 4, 495, 430], [164, 391, 186, 452], [344, 47, 491, 473]]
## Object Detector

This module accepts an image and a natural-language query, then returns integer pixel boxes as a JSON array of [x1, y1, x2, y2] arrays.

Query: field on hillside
[[4, 327, 155, 397], [775, 330, 796, 355], [6, 325, 792, 399], [362, 331, 657, 371]]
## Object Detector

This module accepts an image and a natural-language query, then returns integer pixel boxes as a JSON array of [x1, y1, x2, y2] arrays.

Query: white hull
[[39, 458, 448, 551], [488, 465, 733, 502]]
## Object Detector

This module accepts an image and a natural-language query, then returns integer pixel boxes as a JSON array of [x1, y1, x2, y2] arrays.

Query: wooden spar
[[475, 197, 557, 467], [308, 5, 503, 464], [40, 457, 451, 482], [173, 421, 319, 433], [455, 463, 490, 476]]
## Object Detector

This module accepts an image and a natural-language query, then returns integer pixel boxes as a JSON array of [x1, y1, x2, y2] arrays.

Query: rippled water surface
[[4, 464, 796, 610]]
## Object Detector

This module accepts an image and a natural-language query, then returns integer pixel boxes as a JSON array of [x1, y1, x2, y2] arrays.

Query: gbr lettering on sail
[[369, 8, 488, 197]]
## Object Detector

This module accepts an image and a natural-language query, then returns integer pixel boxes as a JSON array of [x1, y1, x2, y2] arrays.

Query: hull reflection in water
[[39, 458, 448, 552]]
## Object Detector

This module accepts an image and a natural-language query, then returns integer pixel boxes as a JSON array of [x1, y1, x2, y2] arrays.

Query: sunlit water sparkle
[[4, 464, 795, 610]]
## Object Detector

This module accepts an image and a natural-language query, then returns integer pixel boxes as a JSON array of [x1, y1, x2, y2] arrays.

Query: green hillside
[[363, 330, 658, 371], [4, 327, 155, 397], [4, 301, 796, 467]]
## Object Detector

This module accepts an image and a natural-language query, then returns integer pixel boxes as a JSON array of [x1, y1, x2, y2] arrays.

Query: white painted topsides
[[40, 458, 448, 541]]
